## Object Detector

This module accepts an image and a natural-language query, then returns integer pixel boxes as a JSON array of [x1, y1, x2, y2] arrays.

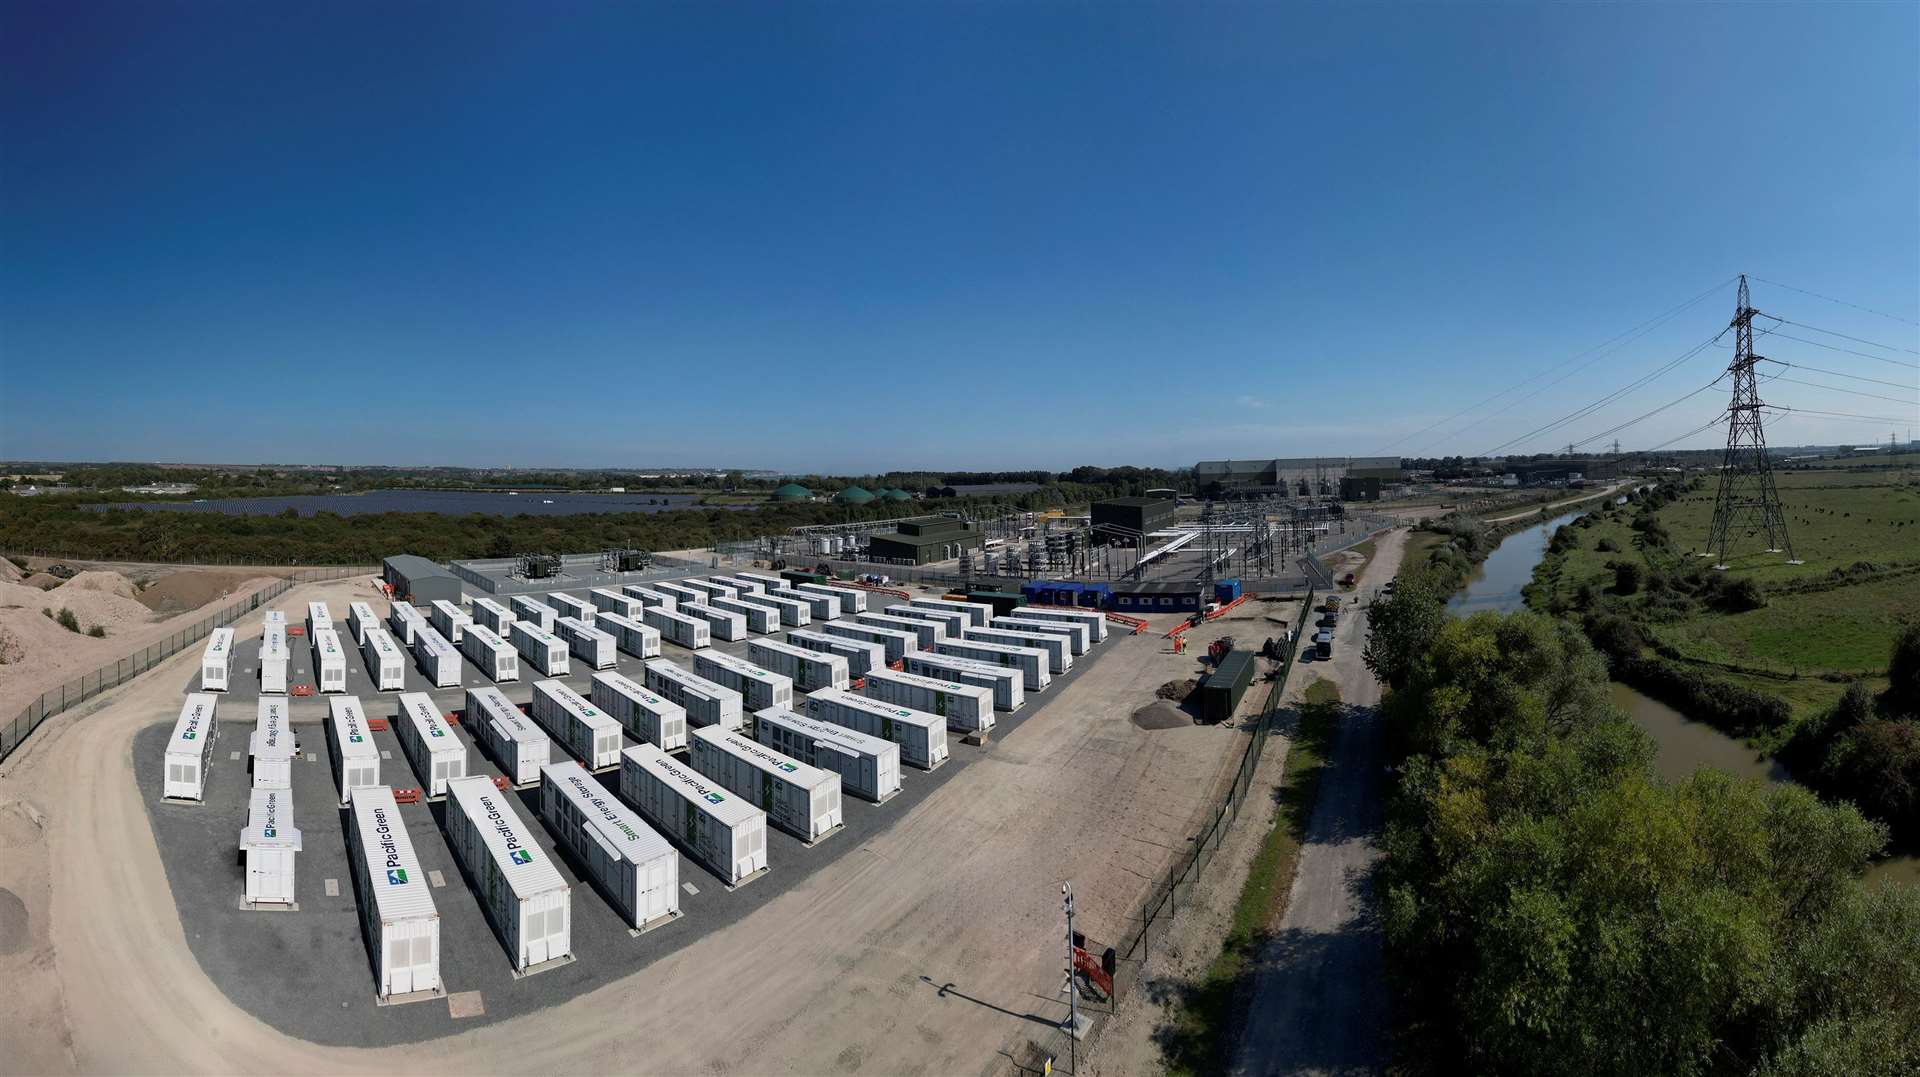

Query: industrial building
[[769, 483, 812, 502], [382, 554, 462, 605], [1339, 476, 1382, 502], [1090, 496, 1177, 540], [1107, 581, 1207, 613], [865, 517, 982, 565], [1194, 457, 1403, 498]]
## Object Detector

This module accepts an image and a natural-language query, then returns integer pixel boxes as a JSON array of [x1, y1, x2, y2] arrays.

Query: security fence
[[0, 565, 374, 765]]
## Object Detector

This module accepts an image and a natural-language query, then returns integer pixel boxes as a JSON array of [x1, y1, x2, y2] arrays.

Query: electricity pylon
[[1707, 275, 1799, 568]]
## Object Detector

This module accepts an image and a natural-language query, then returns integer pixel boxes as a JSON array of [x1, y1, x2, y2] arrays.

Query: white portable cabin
[[589, 587, 644, 619], [470, 596, 516, 637], [510, 595, 558, 633], [540, 761, 679, 932], [904, 651, 1026, 712], [259, 622, 289, 694], [690, 725, 842, 842], [307, 601, 334, 638], [555, 616, 618, 671], [935, 638, 1052, 691], [692, 648, 794, 712], [993, 615, 1091, 657], [1008, 604, 1108, 644], [349, 601, 379, 645], [410, 624, 462, 689], [346, 787, 441, 1000], [388, 602, 424, 645], [651, 581, 705, 609], [395, 691, 468, 798], [748, 638, 849, 693], [162, 693, 219, 801], [461, 623, 520, 682], [619, 743, 768, 887], [681, 602, 746, 643], [682, 578, 738, 603], [853, 611, 943, 650], [804, 687, 949, 770], [529, 679, 625, 771], [238, 786, 302, 906], [795, 581, 866, 614], [443, 775, 572, 972], [642, 658, 744, 731], [786, 629, 886, 679], [430, 599, 471, 646], [250, 697, 297, 789], [820, 619, 917, 664], [326, 696, 381, 805], [710, 596, 778, 634], [884, 603, 968, 639], [861, 667, 995, 734], [200, 627, 235, 692], [467, 686, 551, 786], [642, 605, 709, 649], [909, 595, 994, 628], [736, 590, 810, 627], [590, 670, 688, 751], [312, 627, 348, 693], [595, 611, 661, 659], [966, 626, 1071, 674], [773, 587, 837, 621], [362, 626, 407, 690], [510, 619, 570, 676], [546, 591, 595, 625], [622, 584, 677, 613], [750, 705, 901, 803]]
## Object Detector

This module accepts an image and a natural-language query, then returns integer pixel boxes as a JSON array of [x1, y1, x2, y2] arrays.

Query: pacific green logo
[[509, 849, 533, 865], [182, 730, 196, 740], [264, 827, 277, 838], [703, 791, 725, 804], [776, 761, 797, 772], [349, 733, 364, 742], [387, 867, 408, 885]]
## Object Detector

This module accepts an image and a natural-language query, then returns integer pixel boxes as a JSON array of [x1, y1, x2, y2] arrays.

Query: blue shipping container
[[1214, 579, 1242, 603]]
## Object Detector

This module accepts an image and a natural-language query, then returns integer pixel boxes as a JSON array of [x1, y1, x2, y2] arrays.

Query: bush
[[56, 607, 80, 633], [1596, 537, 1621, 552], [1712, 577, 1767, 613], [87, 624, 106, 638], [1611, 559, 1644, 595], [1615, 653, 1792, 736]]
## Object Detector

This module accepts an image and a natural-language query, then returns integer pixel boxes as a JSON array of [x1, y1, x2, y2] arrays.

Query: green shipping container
[[1200, 651, 1256, 724], [964, 590, 1027, 617]]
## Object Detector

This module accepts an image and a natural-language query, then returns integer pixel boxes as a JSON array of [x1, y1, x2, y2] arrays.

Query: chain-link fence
[[0, 565, 374, 764]]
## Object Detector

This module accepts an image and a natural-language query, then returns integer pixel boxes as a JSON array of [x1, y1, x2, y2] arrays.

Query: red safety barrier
[[287, 625, 306, 636], [289, 684, 315, 696], [1164, 592, 1253, 638], [847, 582, 912, 600], [1072, 945, 1114, 998], [888, 659, 905, 672], [850, 677, 866, 691], [443, 711, 461, 725], [492, 775, 510, 791], [367, 718, 390, 732], [393, 788, 423, 804]]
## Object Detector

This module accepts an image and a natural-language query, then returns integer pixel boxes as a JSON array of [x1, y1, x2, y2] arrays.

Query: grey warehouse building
[[1090, 496, 1177, 540], [866, 518, 983, 565], [382, 554, 463, 604], [1195, 456, 1403, 498]]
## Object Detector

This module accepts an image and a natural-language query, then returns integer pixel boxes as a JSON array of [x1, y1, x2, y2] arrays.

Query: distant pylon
[[1707, 275, 1799, 568]]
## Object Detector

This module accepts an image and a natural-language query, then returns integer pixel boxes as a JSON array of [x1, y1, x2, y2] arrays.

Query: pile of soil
[[19, 574, 63, 591], [0, 559, 21, 584], [1131, 700, 1193, 731], [1156, 678, 1198, 701], [132, 569, 263, 614], [0, 579, 154, 640], [60, 570, 141, 600]]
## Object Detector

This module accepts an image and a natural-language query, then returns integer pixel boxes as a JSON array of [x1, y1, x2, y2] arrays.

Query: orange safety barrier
[[847, 582, 912, 600], [393, 788, 423, 804], [443, 711, 461, 725], [287, 625, 306, 636], [367, 718, 390, 732], [1163, 593, 1252, 638], [888, 659, 905, 672], [289, 684, 315, 696], [492, 775, 511, 791], [850, 677, 867, 691]]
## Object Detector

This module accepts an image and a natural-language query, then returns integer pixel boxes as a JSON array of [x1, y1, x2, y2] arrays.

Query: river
[[1448, 510, 1917, 887]]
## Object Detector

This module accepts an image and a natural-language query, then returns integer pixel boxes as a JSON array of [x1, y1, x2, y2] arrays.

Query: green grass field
[[1662, 469, 1920, 582]]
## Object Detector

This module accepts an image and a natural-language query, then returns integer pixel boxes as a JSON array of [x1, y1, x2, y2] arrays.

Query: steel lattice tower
[[1707, 275, 1798, 568]]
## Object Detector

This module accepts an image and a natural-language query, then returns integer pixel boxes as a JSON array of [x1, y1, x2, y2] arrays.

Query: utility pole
[[1707, 275, 1800, 568], [1062, 882, 1079, 1073]]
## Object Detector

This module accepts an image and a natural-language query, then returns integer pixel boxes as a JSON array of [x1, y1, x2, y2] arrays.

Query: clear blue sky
[[4, 3, 1915, 471]]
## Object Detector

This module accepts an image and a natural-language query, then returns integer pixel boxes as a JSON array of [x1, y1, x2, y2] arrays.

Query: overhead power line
[[1757, 357, 1917, 392], [1768, 404, 1917, 424], [1765, 376, 1920, 407], [1568, 372, 1731, 450], [1752, 276, 1920, 328], [1479, 330, 1726, 457], [1762, 316, 1919, 356], [1757, 327, 1920, 370]]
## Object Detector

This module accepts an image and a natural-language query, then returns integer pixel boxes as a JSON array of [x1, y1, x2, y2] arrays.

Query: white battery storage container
[[795, 582, 866, 614], [467, 686, 551, 786], [443, 775, 572, 972], [642, 659, 743, 731], [307, 601, 334, 638], [411, 624, 462, 689], [966, 626, 1071, 673], [350, 601, 379, 645], [993, 615, 1090, 656], [510, 619, 571, 676], [620, 743, 768, 887], [1009, 604, 1108, 643], [251, 697, 297, 789], [200, 627, 234, 692], [774, 587, 837, 621], [346, 786, 441, 1000], [821, 619, 916, 664], [462, 623, 520, 682], [326, 696, 381, 805], [935, 638, 1051, 691], [786, 629, 886, 679], [590, 587, 644, 619], [430, 599, 471, 645], [681, 602, 746, 643], [362, 626, 407, 690], [162, 693, 219, 801], [591, 670, 689, 751], [388, 602, 424, 644], [750, 705, 901, 803], [622, 585, 677, 613], [710, 595, 777, 634], [712, 574, 763, 594], [259, 622, 289, 694], [909, 595, 994, 628], [692, 648, 793, 712], [861, 667, 995, 735], [884, 603, 968, 639], [555, 616, 617, 671], [470, 596, 516, 637], [905, 651, 1026, 712], [595, 611, 661, 659], [736, 571, 787, 591], [396, 691, 468, 798], [804, 687, 949, 770], [748, 638, 849, 693], [239, 786, 302, 906], [737, 590, 810, 627], [690, 725, 843, 843], [642, 604, 710, 649], [651, 581, 704, 608], [547, 591, 594, 625], [853, 611, 944, 650], [682, 578, 737, 603], [540, 761, 679, 932], [263, 609, 287, 629], [510, 595, 558, 633], [312, 627, 348, 693], [529, 679, 625, 771]]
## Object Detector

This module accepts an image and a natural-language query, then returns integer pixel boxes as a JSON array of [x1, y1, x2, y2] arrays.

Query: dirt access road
[[1231, 527, 1408, 1076], [0, 576, 1260, 1076], [1483, 481, 1631, 524]]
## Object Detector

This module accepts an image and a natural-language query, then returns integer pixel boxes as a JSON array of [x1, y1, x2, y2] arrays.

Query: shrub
[[1611, 559, 1644, 595], [1596, 537, 1621, 552], [56, 607, 80, 633], [87, 624, 106, 638], [1712, 577, 1767, 613]]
